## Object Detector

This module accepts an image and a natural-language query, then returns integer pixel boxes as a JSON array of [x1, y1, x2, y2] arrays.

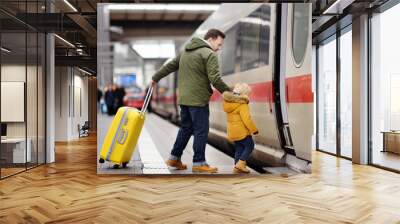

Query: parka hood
[[185, 37, 212, 51], [223, 91, 249, 113]]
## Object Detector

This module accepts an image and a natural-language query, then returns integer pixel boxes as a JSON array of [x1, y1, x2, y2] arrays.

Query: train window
[[220, 25, 238, 76], [292, 4, 310, 67], [239, 9, 261, 71], [238, 5, 271, 72], [259, 5, 271, 66]]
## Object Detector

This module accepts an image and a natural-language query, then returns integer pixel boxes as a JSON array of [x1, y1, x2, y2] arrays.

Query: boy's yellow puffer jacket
[[223, 92, 258, 141]]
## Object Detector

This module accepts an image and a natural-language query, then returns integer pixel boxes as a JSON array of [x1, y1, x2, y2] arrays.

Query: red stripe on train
[[249, 82, 274, 102], [210, 91, 222, 101], [209, 82, 274, 102], [286, 74, 313, 103], [157, 95, 176, 103], [210, 74, 313, 103]]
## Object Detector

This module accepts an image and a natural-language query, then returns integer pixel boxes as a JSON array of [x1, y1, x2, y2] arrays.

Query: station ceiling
[[312, 0, 389, 44], [109, 4, 217, 41], [0, 0, 394, 76]]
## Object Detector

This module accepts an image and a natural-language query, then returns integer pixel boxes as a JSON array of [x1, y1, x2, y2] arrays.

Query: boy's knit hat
[[233, 83, 251, 96]]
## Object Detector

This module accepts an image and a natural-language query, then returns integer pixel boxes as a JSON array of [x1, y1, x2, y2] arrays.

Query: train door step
[[263, 167, 299, 176]]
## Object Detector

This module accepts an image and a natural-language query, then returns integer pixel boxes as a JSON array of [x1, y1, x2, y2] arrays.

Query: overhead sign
[[114, 74, 136, 87]]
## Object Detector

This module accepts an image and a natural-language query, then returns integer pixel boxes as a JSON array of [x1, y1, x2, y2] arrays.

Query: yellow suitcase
[[99, 86, 153, 168]]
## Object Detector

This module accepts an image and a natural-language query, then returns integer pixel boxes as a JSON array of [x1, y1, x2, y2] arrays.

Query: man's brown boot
[[192, 164, 218, 173], [166, 159, 187, 170]]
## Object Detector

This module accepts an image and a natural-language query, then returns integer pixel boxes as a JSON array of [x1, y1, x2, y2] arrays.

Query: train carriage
[[151, 3, 313, 172]]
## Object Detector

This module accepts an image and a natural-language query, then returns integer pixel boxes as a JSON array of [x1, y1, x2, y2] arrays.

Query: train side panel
[[283, 4, 313, 161]]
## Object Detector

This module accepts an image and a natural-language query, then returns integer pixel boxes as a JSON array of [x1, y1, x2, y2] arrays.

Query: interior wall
[[1, 65, 39, 138], [54, 66, 89, 141], [54, 66, 69, 141], [72, 72, 89, 138]]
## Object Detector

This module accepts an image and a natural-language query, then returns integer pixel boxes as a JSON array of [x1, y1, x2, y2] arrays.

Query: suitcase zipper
[[106, 108, 129, 161]]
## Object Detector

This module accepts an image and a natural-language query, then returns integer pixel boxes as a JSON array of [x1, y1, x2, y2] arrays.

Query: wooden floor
[[1, 164, 45, 178], [1, 135, 400, 223], [1, 167, 26, 178]]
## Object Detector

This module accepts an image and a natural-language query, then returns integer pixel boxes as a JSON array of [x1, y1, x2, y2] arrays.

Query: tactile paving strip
[[137, 126, 171, 174]]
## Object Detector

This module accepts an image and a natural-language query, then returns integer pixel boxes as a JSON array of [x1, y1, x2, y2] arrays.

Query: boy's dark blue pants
[[234, 135, 254, 164]]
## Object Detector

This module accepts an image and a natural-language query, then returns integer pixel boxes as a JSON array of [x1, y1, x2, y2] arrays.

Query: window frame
[[291, 4, 310, 68]]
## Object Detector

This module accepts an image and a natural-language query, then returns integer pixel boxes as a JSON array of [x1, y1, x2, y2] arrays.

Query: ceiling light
[[131, 41, 175, 59], [63, 0, 78, 12], [78, 67, 92, 76], [108, 4, 220, 12], [1, 47, 11, 53], [110, 26, 123, 35], [54, 34, 75, 48]]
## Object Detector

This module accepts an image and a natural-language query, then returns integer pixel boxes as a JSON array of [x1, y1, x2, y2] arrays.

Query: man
[[97, 88, 102, 103], [114, 86, 126, 110], [104, 84, 115, 116], [152, 29, 230, 173]]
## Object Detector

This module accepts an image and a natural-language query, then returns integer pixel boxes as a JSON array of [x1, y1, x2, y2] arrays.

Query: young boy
[[223, 83, 258, 173]]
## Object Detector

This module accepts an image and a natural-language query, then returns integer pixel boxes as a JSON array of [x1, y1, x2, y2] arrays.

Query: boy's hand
[[253, 131, 259, 135]]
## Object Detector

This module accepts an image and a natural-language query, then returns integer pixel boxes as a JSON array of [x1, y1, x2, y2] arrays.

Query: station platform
[[97, 113, 258, 175]]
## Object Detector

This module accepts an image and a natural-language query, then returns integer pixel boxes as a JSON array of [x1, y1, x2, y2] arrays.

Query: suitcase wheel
[[122, 162, 128, 168], [99, 158, 105, 163], [113, 164, 120, 169]]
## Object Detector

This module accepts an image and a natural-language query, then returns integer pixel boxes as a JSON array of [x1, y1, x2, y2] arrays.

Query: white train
[[151, 3, 313, 172]]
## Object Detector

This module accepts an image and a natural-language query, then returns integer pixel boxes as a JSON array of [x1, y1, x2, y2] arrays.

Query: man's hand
[[151, 80, 157, 87]]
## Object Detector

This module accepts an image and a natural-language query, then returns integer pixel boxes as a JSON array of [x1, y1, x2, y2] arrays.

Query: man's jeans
[[170, 105, 209, 166]]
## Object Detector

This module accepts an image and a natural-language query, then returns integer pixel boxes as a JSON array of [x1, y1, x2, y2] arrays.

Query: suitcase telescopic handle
[[141, 85, 153, 114]]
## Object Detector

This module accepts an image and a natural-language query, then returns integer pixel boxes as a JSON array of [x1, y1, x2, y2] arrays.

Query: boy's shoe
[[233, 167, 241, 174], [192, 164, 218, 173], [234, 160, 250, 173], [166, 159, 187, 170]]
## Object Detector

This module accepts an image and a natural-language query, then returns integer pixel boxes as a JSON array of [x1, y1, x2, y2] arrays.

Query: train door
[[282, 4, 313, 161], [280, 4, 295, 152], [273, 4, 295, 155]]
